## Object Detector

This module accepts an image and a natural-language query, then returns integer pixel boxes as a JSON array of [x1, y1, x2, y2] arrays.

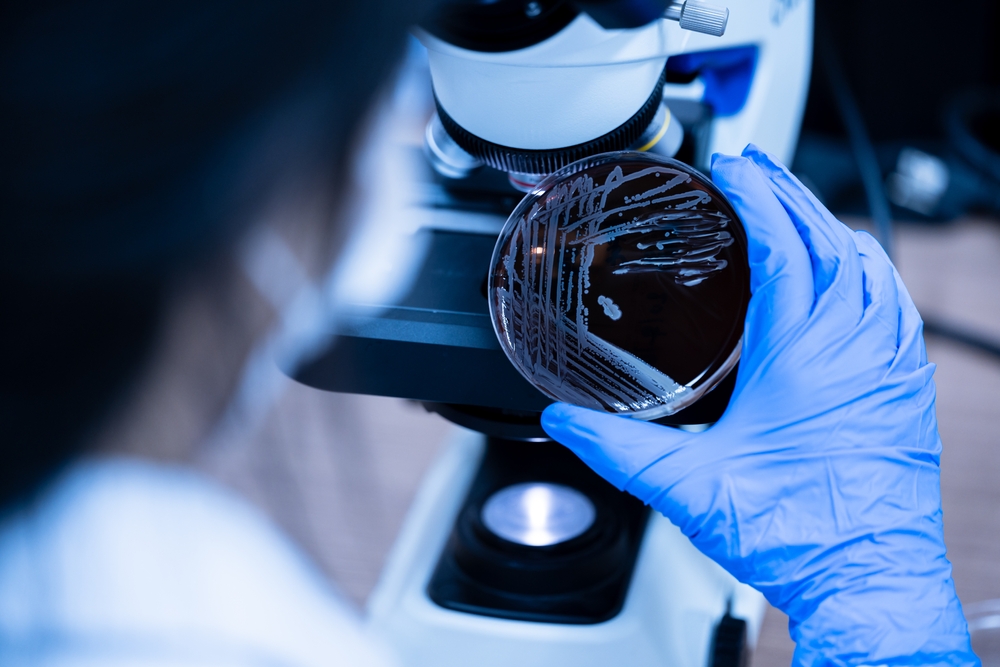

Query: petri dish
[[488, 151, 750, 420]]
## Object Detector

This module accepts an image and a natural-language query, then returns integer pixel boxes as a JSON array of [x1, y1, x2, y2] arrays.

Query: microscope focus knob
[[665, 0, 729, 37]]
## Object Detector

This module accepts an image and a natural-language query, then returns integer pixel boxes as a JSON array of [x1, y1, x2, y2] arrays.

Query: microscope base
[[367, 429, 767, 667]]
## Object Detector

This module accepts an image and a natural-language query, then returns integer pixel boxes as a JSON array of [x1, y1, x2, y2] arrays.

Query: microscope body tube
[[419, 0, 812, 172], [418, 16, 671, 151]]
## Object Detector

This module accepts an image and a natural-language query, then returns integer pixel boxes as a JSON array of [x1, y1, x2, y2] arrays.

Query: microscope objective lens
[[489, 152, 750, 419]]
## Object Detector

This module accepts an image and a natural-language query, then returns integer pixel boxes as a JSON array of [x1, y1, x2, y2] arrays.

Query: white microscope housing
[[419, 0, 812, 188], [363, 3, 815, 665]]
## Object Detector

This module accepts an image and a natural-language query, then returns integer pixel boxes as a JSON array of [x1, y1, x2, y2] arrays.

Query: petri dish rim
[[487, 150, 749, 420]]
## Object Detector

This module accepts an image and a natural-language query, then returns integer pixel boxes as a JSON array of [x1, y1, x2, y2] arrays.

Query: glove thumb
[[541, 403, 695, 503]]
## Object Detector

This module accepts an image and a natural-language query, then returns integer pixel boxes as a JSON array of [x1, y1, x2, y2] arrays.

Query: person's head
[[0, 1, 428, 509]]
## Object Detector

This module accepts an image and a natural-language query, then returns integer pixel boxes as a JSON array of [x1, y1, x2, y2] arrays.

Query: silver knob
[[424, 111, 482, 179], [665, 0, 729, 37]]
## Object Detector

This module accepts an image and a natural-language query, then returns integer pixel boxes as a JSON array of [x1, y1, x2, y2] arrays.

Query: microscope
[[294, 0, 812, 664]]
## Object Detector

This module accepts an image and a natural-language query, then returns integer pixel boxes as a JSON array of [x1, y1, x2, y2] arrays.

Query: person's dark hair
[[0, 1, 426, 509]]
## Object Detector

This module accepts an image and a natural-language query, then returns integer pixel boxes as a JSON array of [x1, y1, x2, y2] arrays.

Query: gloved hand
[[541, 145, 978, 667]]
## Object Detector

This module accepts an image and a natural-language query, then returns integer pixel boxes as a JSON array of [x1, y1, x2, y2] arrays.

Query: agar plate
[[488, 152, 750, 419]]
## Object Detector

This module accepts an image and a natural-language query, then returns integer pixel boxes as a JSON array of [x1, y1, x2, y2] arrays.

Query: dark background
[[806, 0, 999, 142]]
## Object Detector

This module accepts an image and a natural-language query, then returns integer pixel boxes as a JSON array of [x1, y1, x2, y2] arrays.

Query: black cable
[[922, 317, 1000, 361], [947, 90, 1000, 186], [819, 34, 894, 260], [820, 32, 1000, 362]]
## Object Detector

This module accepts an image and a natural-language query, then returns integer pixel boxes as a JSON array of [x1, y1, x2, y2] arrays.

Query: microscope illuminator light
[[481, 482, 597, 547]]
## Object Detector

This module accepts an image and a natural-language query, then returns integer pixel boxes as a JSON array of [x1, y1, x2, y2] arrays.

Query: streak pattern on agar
[[490, 153, 748, 419]]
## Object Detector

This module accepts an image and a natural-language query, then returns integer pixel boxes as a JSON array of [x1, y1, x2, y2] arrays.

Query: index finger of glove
[[541, 403, 693, 503], [854, 231, 928, 372], [893, 266, 929, 371], [854, 230, 900, 345], [742, 145, 865, 321], [711, 154, 813, 325]]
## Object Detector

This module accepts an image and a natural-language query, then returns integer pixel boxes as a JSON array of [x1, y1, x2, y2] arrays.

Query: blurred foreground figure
[[0, 4, 979, 667], [0, 2, 421, 664]]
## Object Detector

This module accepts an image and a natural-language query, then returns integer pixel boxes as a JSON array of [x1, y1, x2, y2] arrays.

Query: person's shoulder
[[0, 456, 395, 667]]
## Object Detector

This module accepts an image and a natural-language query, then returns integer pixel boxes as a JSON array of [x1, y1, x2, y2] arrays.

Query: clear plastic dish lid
[[488, 152, 750, 420]]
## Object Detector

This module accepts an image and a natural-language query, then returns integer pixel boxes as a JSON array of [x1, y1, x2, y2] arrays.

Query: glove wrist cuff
[[788, 575, 976, 667]]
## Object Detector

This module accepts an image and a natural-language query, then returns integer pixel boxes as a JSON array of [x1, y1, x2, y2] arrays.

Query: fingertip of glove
[[540, 402, 573, 429], [710, 152, 741, 169], [741, 142, 773, 164], [541, 402, 593, 436], [541, 403, 627, 447], [742, 144, 800, 180], [710, 154, 764, 200], [710, 152, 750, 178], [853, 229, 892, 261], [710, 154, 784, 217]]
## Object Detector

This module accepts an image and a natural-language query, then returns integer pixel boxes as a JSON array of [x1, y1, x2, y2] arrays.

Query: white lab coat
[[0, 458, 395, 666]]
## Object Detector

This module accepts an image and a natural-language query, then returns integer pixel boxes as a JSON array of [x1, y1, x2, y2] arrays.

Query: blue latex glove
[[542, 145, 978, 667]]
